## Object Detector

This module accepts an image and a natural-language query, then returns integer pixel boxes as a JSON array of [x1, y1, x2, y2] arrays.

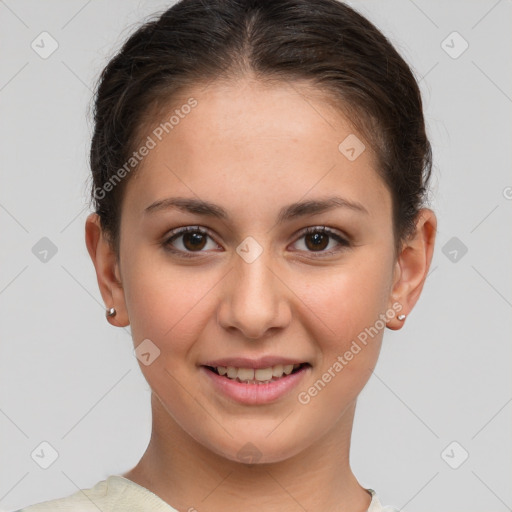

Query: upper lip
[[201, 356, 310, 369]]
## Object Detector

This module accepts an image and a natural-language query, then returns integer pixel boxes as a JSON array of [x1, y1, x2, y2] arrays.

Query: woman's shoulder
[[366, 488, 403, 512], [13, 477, 111, 512], [13, 475, 178, 512], [14, 478, 399, 512]]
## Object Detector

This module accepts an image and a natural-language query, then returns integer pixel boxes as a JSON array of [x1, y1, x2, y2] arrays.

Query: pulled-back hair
[[89, 0, 432, 257]]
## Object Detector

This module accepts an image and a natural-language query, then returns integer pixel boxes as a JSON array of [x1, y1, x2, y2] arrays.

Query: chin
[[202, 430, 309, 466]]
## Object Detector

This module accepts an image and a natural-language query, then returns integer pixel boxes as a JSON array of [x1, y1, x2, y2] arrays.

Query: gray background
[[1, 1, 511, 510]]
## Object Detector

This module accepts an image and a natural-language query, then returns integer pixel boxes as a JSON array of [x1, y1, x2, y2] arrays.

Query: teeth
[[214, 363, 303, 383], [272, 364, 283, 377], [255, 367, 273, 381], [237, 368, 254, 381], [283, 364, 294, 375]]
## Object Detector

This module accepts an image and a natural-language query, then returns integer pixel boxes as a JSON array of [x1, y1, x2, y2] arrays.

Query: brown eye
[[304, 231, 330, 251], [163, 226, 219, 257], [182, 231, 207, 251], [292, 226, 350, 256]]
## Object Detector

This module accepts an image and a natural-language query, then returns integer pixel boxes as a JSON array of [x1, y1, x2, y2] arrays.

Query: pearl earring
[[106, 307, 117, 318], [397, 314, 406, 321]]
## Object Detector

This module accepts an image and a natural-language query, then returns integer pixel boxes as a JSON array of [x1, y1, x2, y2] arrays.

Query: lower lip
[[200, 365, 310, 405]]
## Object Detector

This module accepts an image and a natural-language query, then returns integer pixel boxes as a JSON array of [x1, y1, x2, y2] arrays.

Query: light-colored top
[[14, 475, 402, 512]]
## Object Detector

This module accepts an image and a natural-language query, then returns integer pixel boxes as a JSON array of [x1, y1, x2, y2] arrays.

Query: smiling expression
[[111, 76, 400, 463]]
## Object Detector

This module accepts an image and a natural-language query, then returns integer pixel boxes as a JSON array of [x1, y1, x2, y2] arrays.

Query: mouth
[[202, 362, 311, 385]]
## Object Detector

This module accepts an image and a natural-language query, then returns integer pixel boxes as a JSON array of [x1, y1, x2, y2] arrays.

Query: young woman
[[17, 0, 436, 510]]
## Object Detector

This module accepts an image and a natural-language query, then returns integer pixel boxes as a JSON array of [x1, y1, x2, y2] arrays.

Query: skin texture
[[85, 76, 436, 512]]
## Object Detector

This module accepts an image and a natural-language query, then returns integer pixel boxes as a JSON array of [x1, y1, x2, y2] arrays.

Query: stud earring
[[106, 307, 117, 318], [397, 314, 406, 321]]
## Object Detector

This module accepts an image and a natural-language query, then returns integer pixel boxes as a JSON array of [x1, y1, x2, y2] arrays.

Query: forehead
[[123, 77, 391, 226]]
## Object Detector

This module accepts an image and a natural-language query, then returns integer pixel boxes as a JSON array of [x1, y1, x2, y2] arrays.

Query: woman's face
[[115, 78, 400, 463]]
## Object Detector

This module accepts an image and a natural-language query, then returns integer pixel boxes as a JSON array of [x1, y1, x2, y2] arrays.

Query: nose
[[216, 245, 291, 340]]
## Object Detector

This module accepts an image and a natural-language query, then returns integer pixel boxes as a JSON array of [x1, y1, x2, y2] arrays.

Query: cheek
[[122, 254, 218, 353], [295, 250, 393, 361], [121, 261, 219, 401]]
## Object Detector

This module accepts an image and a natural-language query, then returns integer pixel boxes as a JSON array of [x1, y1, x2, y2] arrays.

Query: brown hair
[[88, 0, 432, 258]]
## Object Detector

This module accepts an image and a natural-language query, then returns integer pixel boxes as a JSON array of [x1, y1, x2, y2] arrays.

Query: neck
[[122, 393, 372, 512]]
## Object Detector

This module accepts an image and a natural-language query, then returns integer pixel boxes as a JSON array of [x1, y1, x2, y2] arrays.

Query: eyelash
[[162, 225, 351, 259]]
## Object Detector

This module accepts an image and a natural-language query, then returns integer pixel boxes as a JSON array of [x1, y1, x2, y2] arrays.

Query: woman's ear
[[85, 213, 129, 327], [387, 208, 437, 330]]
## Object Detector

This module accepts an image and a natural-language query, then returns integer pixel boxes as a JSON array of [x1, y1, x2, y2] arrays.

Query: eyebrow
[[144, 195, 368, 223]]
